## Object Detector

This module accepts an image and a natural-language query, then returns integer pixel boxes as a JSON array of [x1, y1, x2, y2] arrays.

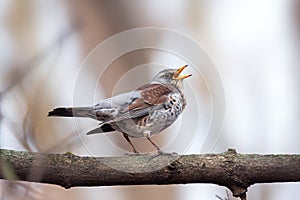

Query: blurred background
[[0, 0, 300, 199]]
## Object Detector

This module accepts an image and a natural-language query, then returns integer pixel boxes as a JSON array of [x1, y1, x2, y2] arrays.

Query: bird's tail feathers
[[48, 107, 96, 119], [86, 124, 115, 135]]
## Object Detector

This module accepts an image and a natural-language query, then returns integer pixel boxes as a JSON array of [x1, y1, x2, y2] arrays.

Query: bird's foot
[[124, 151, 150, 156], [150, 150, 178, 159]]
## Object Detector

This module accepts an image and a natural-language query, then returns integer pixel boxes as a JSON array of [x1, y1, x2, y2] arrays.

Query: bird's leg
[[146, 136, 163, 154], [122, 133, 139, 154]]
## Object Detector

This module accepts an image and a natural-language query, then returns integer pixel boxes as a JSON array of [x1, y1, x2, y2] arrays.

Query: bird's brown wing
[[113, 83, 173, 121], [128, 83, 172, 110]]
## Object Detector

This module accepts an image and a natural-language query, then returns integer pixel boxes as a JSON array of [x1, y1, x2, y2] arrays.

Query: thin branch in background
[[44, 131, 81, 153], [2, 23, 81, 96], [0, 23, 82, 153], [22, 114, 38, 152], [6, 120, 34, 151], [0, 181, 43, 200]]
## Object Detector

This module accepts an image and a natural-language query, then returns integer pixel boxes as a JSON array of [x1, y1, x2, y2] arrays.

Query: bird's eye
[[163, 73, 171, 79]]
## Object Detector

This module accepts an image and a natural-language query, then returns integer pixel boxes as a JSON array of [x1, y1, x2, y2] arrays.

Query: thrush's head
[[151, 65, 192, 90]]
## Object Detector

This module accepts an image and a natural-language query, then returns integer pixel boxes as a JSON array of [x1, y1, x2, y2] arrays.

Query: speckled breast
[[112, 92, 185, 138]]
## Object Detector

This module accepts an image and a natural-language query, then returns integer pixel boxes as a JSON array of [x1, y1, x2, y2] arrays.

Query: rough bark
[[0, 148, 299, 200]]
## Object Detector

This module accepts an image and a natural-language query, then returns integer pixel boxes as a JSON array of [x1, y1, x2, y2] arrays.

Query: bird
[[48, 65, 191, 154]]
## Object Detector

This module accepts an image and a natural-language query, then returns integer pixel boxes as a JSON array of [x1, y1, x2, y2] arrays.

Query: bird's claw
[[148, 150, 178, 159], [124, 152, 149, 156]]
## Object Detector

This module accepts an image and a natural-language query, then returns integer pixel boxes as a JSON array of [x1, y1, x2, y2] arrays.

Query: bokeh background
[[1, 0, 300, 199]]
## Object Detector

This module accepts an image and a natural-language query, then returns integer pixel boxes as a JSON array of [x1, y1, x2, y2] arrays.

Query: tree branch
[[0, 149, 299, 200]]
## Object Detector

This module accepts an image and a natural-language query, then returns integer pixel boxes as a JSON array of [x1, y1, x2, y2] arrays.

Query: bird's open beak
[[173, 65, 192, 80]]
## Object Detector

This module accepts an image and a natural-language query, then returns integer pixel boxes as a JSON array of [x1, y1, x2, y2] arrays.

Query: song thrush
[[48, 65, 191, 154]]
